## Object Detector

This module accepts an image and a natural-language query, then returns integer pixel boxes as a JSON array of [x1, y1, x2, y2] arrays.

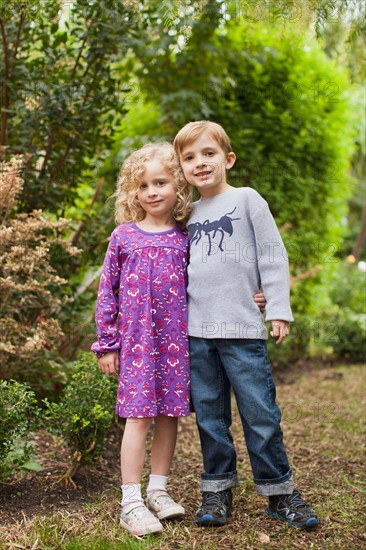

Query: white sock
[[146, 474, 168, 495], [121, 483, 143, 506]]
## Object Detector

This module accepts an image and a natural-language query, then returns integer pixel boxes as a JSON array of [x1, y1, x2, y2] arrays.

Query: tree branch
[[10, 12, 25, 81], [70, 16, 94, 81], [39, 16, 94, 177], [49, 63, 102, 181], [351, 203, 366, 261], [70, 176, 105, 246], [0, 18, 10, 146], [37, 132, 55, 179], [290, 264, 322, 288]]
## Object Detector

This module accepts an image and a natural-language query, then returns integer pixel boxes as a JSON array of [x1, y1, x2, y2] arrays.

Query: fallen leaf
[[258, 532, 270, 544]]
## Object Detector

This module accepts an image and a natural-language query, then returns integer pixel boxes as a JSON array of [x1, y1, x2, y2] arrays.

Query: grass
[[0, 363, 365, 550]]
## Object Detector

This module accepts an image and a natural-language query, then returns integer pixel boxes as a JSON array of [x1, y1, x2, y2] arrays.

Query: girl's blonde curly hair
[[113, 142, 192, 228]]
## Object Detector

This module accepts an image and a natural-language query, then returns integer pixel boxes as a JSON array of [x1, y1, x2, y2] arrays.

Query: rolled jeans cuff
[[255, 473, 295, 497], [200, 471, 239, 492]]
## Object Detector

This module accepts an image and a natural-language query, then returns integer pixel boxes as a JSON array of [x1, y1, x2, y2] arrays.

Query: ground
[[0, 361, 365, 550]]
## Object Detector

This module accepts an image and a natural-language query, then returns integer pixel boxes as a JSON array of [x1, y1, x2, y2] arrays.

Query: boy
[[173, 121, 318, 529]]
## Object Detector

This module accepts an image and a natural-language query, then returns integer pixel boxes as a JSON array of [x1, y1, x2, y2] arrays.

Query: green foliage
[[209, 23, 356, 263], [271, 261, 366, 363], [131, 0, 222, 131], [14, 353, 70, 404], [129, 16, 359, 361], [123, 14, 358, 278], [43, 353, 117, 465], [327, 262, 366, 362], [328, 262, 366, 314], [0, 0, 151, 364], [0, 379, 40, 478], [213, 23, 357, 359], [0, 0, 144, 213], [64, 535, 149, 550], [0, 156, 80, 389], [0, 0, 362, 378], [331, 312, 365, 362]]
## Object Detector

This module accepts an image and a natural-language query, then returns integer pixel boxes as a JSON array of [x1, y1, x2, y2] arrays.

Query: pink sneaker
[[120, 501, 163, 536], [146, 490, 185, 520]]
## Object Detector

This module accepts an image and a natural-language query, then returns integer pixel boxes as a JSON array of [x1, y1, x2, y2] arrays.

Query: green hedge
[[44, 353, 117, 470], [0, 380, 40, 478]]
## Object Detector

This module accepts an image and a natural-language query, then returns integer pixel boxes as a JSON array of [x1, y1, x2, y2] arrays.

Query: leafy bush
[[331, 312, 365, 362], [206, 22, 356, 245], [218, 24, 357, 361], [0, 0, 147, 367], [327, 262, 366, 361], [1, 0, 143, 214], [43, 353, 117, 486], [119, 19, 359, 362], [0, 380, 40, 478], [328, 262, 366, 314], [268, 262, 366, 364], [0, 156, 80, 393]]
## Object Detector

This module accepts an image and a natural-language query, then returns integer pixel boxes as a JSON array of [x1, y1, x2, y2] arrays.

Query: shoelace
[[202, 491, 225, 506], [286, 490, 310, 510]]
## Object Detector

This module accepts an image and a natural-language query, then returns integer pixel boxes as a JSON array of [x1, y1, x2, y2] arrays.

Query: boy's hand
[[253, 287, 266, 313], [270, 320, 290, 345], [98, 351, 120, 376]]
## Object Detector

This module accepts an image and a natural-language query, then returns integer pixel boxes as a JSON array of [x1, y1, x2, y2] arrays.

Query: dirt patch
[[0, 359, 355, 524], [0, 426, 122, 524], [0, 362, 365, 550]]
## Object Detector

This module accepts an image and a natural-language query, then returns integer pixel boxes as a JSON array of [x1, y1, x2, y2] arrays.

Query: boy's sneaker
[[194, 489, 232, 527], [120, 501, 163, 536], [267, 489, 319, 529], [146, 489, 185, 520]]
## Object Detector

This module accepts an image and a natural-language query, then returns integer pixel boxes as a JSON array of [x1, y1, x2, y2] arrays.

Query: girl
[[91, 143, 192, 536]]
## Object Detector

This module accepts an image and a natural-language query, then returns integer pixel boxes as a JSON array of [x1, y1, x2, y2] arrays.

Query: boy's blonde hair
[[173, 120, 232, 157], [114, 142, 192, 228]]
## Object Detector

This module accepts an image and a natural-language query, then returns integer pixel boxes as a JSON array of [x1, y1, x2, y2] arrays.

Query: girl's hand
[[253, 287, 266, 313], [98, 352, 120, 376], [270, 320, 290, 345]]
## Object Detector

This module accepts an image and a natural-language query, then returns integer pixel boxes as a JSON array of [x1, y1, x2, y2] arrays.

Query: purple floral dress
[[91, 223, 190, 418]]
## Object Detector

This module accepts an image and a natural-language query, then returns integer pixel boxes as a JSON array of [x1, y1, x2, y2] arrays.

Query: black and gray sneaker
[[267, 489, 318, 528], [194, 489, 232, 526]]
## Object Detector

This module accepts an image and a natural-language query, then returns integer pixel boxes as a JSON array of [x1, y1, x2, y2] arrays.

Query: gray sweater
[[187, 187, 294, 339]]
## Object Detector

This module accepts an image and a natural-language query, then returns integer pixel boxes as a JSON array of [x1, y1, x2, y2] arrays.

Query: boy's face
[[179, 133, 236, 197]]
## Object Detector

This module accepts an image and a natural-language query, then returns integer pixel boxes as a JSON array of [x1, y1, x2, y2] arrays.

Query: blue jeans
[[189, 337, 295, 496]]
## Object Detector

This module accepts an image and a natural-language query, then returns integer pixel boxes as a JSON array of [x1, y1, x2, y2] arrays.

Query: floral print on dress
[[92, 223, 190, 418]]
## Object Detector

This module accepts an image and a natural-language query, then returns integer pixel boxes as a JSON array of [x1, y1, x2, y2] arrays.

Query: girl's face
[[137, 158, 177, 224]]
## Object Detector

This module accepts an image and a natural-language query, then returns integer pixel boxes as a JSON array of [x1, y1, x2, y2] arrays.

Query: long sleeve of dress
[[91, 230, 123, 358]]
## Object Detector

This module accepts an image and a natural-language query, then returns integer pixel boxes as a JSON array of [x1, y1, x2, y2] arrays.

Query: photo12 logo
[[202, 81, 340, 104]]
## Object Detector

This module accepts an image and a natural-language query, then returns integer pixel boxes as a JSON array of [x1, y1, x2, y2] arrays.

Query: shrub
[[43, 352, 117, 487], [331, 312, 365, 362], [223, 25, 358, 361], [0, 156, 80, 392], [125, 20, 359, 363], [327, 262, 366, 362], [328, 262, 366, 314], [268, 261, 366, 364], [0, 380, 40, 478]]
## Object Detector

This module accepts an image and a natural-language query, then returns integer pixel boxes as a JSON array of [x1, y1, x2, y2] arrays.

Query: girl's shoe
[[146, 489, 185, 520], [120, 501, 163, 536]]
